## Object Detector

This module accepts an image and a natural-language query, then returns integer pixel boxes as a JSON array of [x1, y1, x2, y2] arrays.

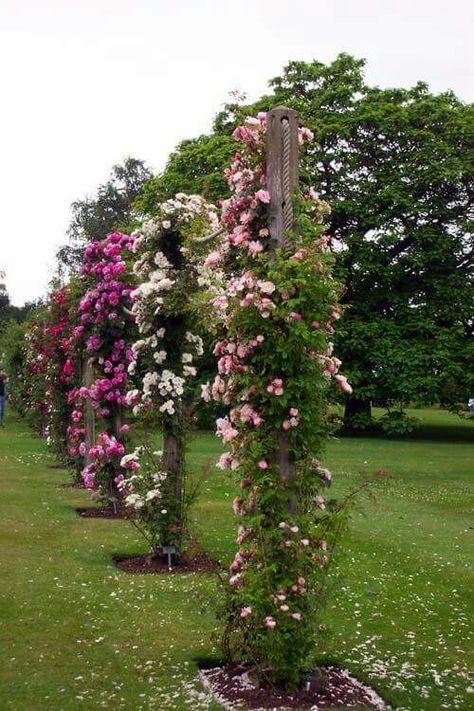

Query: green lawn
[[0, 409, 472, 709]]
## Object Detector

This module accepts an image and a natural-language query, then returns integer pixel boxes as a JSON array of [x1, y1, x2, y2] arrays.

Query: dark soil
[[58, 482, 84, 489], [114, 551, 221, 574], [76, 506, 129, 519], [200, 665, 386, 710]]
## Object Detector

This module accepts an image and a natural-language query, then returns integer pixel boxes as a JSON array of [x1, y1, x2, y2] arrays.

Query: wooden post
[[83, 356, 95, 467], [112, 404, 123, 439], [162, 426, 183, 500], [266, 106, 299, 505], [161, 418, 184, 549], [266, 106, 300, 253]]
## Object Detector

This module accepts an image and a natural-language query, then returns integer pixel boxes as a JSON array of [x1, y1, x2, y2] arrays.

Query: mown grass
[[0, 408, 472, 710]]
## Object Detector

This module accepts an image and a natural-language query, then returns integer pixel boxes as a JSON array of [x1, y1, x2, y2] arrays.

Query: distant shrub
[[380, 409, 419, 437]]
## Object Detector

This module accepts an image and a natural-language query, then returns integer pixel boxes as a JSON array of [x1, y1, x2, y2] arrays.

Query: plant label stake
[[162, 545, 177, 571]]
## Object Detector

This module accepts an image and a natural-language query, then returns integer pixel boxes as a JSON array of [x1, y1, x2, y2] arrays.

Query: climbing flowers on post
[[68, 231, 136, 502], [204, 113, 353, 688], [124, 193, 219, 551]]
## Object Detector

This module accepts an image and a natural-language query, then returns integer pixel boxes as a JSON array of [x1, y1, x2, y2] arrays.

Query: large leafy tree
[[0, 272, 36, 332], [148, 54, 473, 419], [57, 157, 152, 274]]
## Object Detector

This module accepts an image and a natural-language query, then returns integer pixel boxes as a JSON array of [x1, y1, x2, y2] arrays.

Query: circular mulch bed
[[114, 552, 221, 574], [199, 666, 386, 710], [58, 482, 84, 489], [76, 506, 130, 519]]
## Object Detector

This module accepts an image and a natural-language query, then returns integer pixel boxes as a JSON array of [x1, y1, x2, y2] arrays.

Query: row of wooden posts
[[80, 106, 300, 512]]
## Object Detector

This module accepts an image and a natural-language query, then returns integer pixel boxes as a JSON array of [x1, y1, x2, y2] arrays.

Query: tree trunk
[[162, 416, 185, 548], [83, 356, 95, 468], [109, 404, 125, 513], [344, 396, 371, 424]]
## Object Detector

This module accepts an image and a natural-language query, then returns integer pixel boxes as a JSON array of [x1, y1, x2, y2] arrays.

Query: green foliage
[[0, 272, 37, 334], [135, 135, 235, 214], [379, 408, 420, 437], [344, 410, 374, 432], [0, 320, 28, 416]]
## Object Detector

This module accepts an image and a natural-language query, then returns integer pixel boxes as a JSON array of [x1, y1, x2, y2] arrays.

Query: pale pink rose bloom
[[298, 577, 306, 585], [258, 280, 276, 294], [292, 612, 302, 621], [280, 604, 289, 612], [232, 497, 245, 516], [320, 468, 332, 481], [335, 374, 353, 394], [298, 126, 314, 143], [240, 607, 252, 618], [255, 189, 270, 203], [258, 460, 268, 470], [265, 616, 276, 629], [217, 452, 232, 470], [290, 250, 305, 261], [301, 539, 310, 547], [204, 251, 221, 268], [248, 240, 263, 256], [282, 420, 291, 431]]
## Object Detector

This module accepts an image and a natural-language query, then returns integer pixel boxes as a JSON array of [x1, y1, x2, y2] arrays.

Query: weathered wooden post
[[112, 404, 123, 439], [83, 356, 95, 467], [162, 421, 184, 501], [267, 106, 300, 252], [266, 106, 299, 502]]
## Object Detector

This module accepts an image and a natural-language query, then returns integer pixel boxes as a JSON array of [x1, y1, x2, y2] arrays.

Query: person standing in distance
[[0, 372, 6, 427]]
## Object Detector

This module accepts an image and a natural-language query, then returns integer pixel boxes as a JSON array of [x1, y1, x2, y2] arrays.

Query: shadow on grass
[[339, 421, 473, 445]]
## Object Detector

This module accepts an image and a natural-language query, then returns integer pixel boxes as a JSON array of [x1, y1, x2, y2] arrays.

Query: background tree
[[0, 271, 37, 333], [147, 54, 473, 421], [56, 157, 152, 274]]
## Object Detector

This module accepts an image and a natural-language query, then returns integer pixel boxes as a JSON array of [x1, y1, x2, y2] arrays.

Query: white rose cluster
[[118, 466, 168, 512], [127, 194, 216, 419]]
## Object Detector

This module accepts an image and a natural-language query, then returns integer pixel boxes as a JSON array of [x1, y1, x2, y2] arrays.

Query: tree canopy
[[146, 54, 473, 418], [56, 157, 152, 274]]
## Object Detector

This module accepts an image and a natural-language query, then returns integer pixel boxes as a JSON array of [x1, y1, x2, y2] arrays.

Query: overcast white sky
[[0, 0, 472, 305]]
